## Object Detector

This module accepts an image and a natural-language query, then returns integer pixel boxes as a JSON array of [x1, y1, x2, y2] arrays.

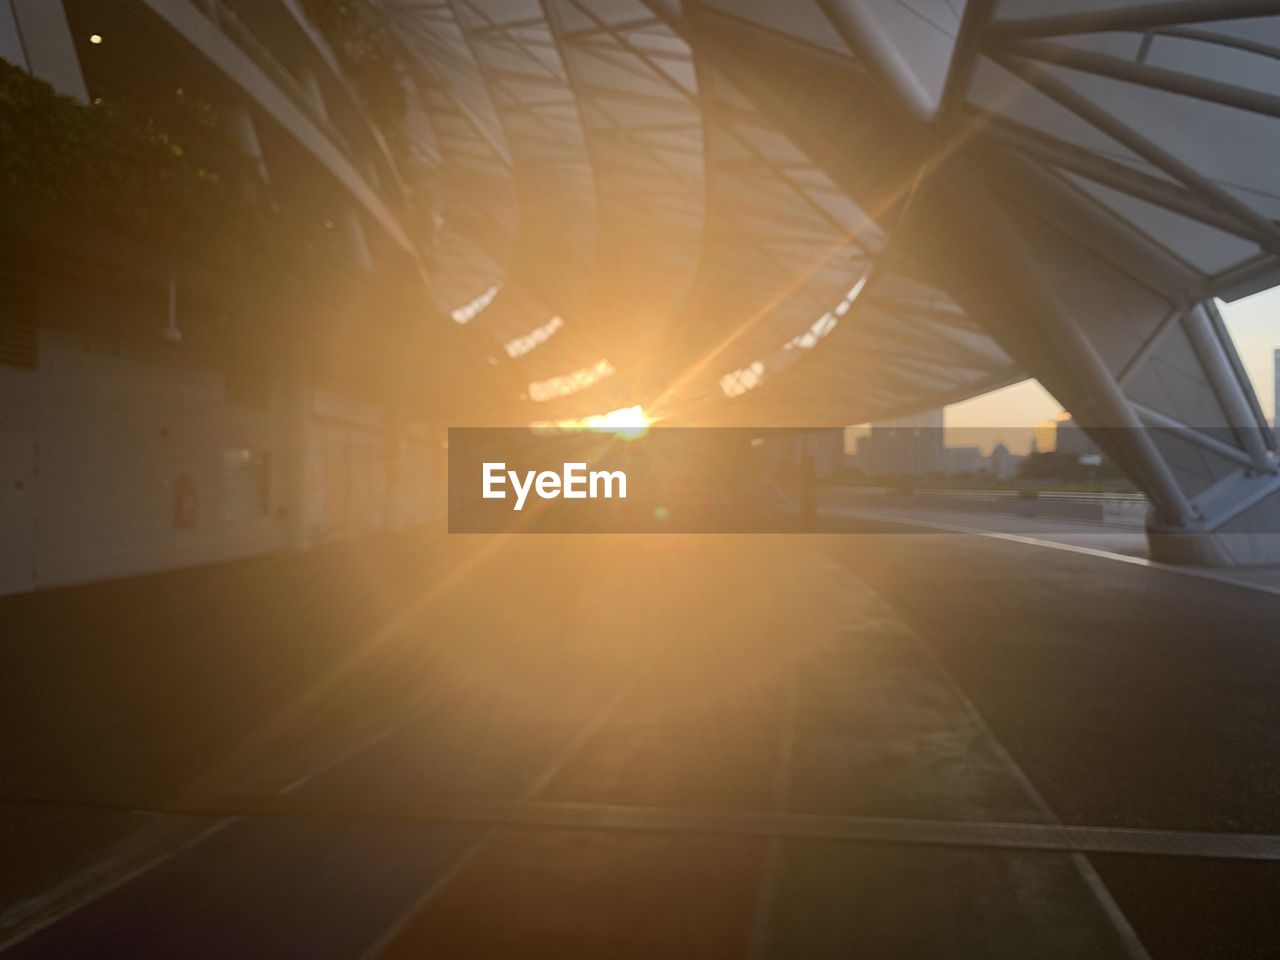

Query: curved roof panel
[[391, 0, 1280, 426]]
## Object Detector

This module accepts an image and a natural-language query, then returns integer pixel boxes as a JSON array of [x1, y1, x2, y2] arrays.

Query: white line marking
[[0, 683, 454, 949], [904, 620, 1152, 960], [828, 509, 1280, 599], [353, 838, 487, 960], [0, 817, 232, 953], [747, 654, 798, 960], [16, 795, 1280, 861], [356, 670, 643, 960], [277, 720, 407, 796]]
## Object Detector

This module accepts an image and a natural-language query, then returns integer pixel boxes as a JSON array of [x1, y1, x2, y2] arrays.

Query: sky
[[941, 286, 1279, 455]]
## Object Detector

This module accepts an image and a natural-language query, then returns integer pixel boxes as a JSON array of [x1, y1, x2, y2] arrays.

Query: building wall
[[0, 278, 438, 596], [0, 0, 444, 596], [860, 408, 946, 477]]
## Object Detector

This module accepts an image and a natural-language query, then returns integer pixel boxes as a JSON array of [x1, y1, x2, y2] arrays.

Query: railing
[[825, 487, 1150, 527]]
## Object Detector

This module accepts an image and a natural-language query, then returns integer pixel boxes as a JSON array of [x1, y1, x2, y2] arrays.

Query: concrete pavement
[[1, 528, 1277, 958]]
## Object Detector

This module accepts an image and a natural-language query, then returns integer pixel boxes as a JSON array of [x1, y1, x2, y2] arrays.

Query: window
[[0, 279, 38, 368]]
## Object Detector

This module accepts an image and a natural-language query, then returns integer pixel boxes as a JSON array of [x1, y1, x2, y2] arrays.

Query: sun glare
[[529, 404, 654, 439]]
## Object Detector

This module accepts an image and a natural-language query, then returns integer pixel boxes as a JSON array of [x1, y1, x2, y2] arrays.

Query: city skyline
[[938, 286, 1279, 456]]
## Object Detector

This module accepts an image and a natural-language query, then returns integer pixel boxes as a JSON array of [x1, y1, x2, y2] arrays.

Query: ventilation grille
[[222, 448, 271, 520], [0, 282, 38, 368]]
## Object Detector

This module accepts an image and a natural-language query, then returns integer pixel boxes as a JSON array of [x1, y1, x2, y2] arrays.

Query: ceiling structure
[[383, 0, 1280, 431]]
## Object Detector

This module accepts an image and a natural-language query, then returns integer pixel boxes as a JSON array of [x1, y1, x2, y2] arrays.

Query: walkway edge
[[824, 509, 1280, 599]]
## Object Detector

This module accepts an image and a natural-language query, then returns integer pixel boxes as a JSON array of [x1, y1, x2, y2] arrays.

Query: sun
[[529, 404, 654, 440]]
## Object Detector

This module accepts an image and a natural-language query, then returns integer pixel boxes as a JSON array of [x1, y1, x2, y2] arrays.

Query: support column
[[963, 180, 1198, 530], [811, 0, 935, 122], [342, 207, 374, 272], [298, 65, 328, 122], [958, 173, 1280, 566], [1182, 301, 1276, 474], [219, 101, 270, 185]]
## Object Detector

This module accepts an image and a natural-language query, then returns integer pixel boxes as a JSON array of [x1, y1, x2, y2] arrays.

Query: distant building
[[1034, 419, 1057, 455], [989, 441, 1018, 479], [858, 409, 945, 477], [771, 428, 846, 479], [1035, 413, 1099, 459], [944, 445, 984, 475]]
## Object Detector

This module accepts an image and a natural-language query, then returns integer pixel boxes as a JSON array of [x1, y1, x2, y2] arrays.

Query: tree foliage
[[0, 59, 259, 254], [0, 60, 365, 284]]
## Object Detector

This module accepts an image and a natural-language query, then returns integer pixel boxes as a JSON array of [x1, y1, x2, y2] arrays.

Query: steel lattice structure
[[389, 0, 1280, 562]]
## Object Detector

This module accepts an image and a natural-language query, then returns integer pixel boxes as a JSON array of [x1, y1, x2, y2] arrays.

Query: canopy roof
[[390, 0, 1280, 426]]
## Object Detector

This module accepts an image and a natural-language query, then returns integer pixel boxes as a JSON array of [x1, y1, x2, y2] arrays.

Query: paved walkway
[[1, 529, 1278, 958]]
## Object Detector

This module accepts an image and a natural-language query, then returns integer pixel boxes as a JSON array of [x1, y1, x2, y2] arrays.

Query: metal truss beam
[[1151, 26, 1280, 61], [811, 0, 936, 121], [992, 51, 1280, 255], [1180, 302, 1277, 470], [1001, 39, 1280, 120], [968, 180, 1199, 528], [986, 1, 1280, 41], [976, 115, 1260, 242], [937, 0, 995, 125]]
